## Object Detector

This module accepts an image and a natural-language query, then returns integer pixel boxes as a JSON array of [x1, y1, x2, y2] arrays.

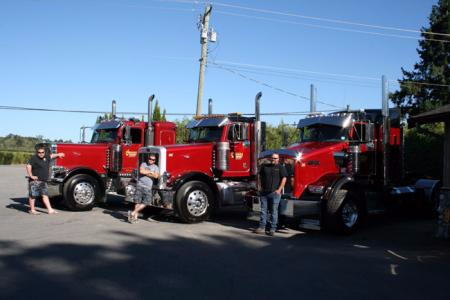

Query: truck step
[[298, 218, 321, 230]]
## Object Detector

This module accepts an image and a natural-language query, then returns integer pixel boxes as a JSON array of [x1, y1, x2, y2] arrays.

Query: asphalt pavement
[[0, 165, 449, 300]]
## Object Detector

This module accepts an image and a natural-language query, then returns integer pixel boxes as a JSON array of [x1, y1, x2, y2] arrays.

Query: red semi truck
[[251, 103, 441, 233], [125, 93, 265, 222], [45, 96, 176, 211], [125, 92, 439, 230]]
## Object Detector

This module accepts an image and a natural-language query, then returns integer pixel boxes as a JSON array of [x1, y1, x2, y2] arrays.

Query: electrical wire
[[156, 0, 450, 39], [210, 64, 380, 89], [211, 1, 450, 38], [209, 62, 345, 109], [214, 10, 449, 44], [212, 60, 450, 88], [0, 105, 332, 116]]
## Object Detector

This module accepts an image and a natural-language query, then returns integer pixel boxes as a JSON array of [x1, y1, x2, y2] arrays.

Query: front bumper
[[248, 195, 321, 218]]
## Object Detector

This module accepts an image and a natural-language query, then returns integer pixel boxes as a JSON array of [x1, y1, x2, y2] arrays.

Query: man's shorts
[[133, 185, 153, 205], [28, 181, 49, 198]]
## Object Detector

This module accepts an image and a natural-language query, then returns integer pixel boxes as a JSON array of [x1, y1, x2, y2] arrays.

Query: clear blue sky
[[0, 0, 438, 142]]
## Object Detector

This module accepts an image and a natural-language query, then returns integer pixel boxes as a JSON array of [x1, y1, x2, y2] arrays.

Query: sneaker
[[254, 227, 265, 234], [267, 230, 275, 237], [132, 213, 139, 224], [127, 210, 132, 223], [147, 216, 158, 222]]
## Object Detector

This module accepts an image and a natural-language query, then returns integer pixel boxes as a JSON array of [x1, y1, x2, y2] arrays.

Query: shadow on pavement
[[1, 224, 449, 300]]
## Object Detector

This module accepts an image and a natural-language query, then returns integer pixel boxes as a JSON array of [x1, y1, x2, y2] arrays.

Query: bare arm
[[50, 153, 65, 159], [276, 177, 287, 194], [26, 164, 38, 181], [140, 167, 159, 179]]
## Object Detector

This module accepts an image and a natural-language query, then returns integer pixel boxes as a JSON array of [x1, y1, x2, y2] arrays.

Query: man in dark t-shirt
[[254, 153, 287, 236], [278, 158, 294, 229], [26, 146, 65, 215]]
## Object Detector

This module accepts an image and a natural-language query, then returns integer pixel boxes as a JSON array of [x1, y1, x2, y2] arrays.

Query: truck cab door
[[225, 123, 251, 177], [120, 126, 142, 174]]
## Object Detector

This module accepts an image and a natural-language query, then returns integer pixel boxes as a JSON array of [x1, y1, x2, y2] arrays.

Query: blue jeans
[[259, 192, 281, 231]]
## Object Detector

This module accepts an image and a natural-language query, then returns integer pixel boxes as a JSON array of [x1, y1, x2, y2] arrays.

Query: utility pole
[[196, 4, 213, 117]]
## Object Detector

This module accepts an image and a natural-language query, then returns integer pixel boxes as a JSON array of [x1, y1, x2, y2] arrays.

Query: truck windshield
[[91, 128, 118, 143], [188, 127, 223, 142], [300, 125, 348, 142]]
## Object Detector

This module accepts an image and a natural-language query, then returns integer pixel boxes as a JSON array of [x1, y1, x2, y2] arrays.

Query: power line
[[158, 0, 450, 39], [214, 59, 380, 82], [212, 60, 450, 88], [209, 62, 344, 109], [0, 105, 329, 117], [214, 10, 450, 44], [211, 64, 380, 89], [0, 105, 193, 116], [210, 1, 450, 38]]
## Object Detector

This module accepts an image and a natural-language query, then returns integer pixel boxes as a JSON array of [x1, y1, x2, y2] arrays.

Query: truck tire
[[175, 181, 213, 223], [325, 189, 364, 234], [63, 174, 100, 211]]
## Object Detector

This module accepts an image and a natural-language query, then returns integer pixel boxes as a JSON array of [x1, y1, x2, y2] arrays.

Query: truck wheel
[[326, 189, 364, 234], [175, 181, 213, 223], [63, 174, 100, 211]]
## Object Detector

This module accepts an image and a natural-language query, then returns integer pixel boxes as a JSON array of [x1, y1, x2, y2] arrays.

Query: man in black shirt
[[278, 158, 294, 229], [26, 146, 65, 215], [255, 153, 287, 236]]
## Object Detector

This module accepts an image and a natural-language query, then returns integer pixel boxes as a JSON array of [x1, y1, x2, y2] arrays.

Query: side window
[[228, 123, 249, 141], [130, 128, 142, 144]]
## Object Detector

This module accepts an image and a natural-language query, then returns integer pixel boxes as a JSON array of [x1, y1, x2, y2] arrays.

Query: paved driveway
[[0, 165, 449, 300]]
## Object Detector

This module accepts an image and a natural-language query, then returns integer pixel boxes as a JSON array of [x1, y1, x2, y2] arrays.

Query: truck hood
[[163, 143, 215, 177], [287, 141, 347, 160], [54, 143, 109, 171]]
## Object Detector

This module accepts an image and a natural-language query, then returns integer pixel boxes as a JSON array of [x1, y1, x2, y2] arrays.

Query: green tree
[[153, 100, 163, 121], [174, 118, 191, 144], [404, 124, 444, 179], [265, 122, 298, 150], [391, 0, 450, 115], [96, 113, 109, 123]]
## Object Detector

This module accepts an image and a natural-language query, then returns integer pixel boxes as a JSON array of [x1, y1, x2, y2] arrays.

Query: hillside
[[0, 134, 72, 164]]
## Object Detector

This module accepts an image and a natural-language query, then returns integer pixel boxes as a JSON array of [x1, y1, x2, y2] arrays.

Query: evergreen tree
[[153, 100, 163, 121], [391, 0, 450, 115]]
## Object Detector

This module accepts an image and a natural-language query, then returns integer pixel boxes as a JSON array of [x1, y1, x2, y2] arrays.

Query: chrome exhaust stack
[[253, 92, 262, 176], [112, 100, 117, 119], [146, 95, 155, 146]]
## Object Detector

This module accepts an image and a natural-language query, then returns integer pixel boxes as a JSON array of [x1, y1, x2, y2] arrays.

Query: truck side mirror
[[124, 125, 132, 145]]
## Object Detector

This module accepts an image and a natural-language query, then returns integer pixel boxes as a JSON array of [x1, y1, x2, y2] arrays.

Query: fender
[[62, 167, 106, 193], [171, 172, 218, 195], [415, 179, 441, 203], [323, 175, 354, 205]]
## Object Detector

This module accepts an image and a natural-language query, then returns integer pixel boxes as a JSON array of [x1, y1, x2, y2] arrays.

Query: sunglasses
[[148, 158, 156, 161], [37, 151, 45, 154]]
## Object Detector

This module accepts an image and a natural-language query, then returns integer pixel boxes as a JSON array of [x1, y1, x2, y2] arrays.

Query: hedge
[[0, 151, 33, 165]]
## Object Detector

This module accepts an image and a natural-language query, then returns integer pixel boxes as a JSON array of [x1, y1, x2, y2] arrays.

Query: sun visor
[[297, 114, 352, 129], [95, 121, 121, 130]]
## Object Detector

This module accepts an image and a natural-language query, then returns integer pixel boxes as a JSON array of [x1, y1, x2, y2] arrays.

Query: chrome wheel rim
[[186, 189, 208, 217], [342, 202, 358, 228], [73, 182, 95, 205]]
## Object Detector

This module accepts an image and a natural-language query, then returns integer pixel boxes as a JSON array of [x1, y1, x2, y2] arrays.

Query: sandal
[[28, 210, 41, 215]]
